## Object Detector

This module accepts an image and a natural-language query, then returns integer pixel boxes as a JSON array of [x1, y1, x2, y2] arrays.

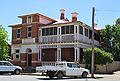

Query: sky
[[0, 0, 120, 43]]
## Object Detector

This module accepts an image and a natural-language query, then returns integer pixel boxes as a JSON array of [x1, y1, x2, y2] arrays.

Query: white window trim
[[27, 26, 32, 38], [16, 28, 21, 39], [27, 16, 32, 23], [14, 49, 20, 60]]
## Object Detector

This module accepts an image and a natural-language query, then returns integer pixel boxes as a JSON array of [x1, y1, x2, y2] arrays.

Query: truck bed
[[36, 65, 66, 73]]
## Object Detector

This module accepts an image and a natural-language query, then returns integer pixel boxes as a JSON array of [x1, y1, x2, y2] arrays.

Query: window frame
[[16, 28, 21, 39], [42, 27, 57, 36], [85, 28, 89, 37], [27, 26, 32, 38], [27, 16, 32, 23], [79, 26, 83, 35], [15, 49, 20, 59]]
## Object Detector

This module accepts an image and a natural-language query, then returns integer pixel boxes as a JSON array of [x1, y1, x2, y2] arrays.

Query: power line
[[96, 9, 120, 13]]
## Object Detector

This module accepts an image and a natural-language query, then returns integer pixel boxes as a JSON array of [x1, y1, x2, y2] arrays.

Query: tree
[[100, 18, 120, 61], [0, 25, 10, 60], [83, 48, 114, 65], [116, 18, 120, 25]]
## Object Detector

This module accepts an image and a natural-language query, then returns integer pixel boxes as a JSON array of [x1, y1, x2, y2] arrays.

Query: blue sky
[[0, 0, 120, 43]]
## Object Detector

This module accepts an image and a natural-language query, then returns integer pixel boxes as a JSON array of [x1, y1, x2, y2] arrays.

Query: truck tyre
[[49, 75, 53, 79], [57, 72, 63, 79], [82, 72, 88, 78]]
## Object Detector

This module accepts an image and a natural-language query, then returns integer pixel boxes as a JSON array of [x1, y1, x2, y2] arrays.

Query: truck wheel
[[82, 72, 88, 78], [57, 72, 63, 79], [49, 75, 53, 79]]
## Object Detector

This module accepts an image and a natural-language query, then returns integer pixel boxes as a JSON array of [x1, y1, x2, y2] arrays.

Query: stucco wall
[[95, 61, 120, 73]]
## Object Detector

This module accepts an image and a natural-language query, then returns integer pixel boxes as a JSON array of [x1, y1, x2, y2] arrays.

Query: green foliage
[[83, 48, 114, 65], [100, 18, 120, 61], [0, 25, 10, 60], [116, 18, 120, 25]]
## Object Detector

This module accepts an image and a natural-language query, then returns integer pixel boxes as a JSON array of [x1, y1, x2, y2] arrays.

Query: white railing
[[39, 34, 100, 46], [22, 38, 35, 44], [94, 40, 100, 46], [61, 34, 74, 42], [40, 35, 57, 43], [42, 62, 55, 66]]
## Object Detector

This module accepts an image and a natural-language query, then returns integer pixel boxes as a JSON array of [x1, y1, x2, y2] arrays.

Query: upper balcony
[[39, 24, 101, 47]]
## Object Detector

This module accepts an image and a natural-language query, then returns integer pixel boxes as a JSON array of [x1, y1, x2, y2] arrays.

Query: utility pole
[[91, 7, 95, 78]]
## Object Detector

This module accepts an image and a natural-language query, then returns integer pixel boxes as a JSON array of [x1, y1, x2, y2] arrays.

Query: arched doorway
[[26, 48, 32, 67]]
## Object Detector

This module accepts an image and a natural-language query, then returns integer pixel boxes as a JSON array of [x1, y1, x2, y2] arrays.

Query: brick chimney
[[60, 9, 65, 20], [71, 12, 78, 22]]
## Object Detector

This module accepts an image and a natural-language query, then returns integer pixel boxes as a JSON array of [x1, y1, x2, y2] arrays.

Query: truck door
[[66, 63, 81, 76]]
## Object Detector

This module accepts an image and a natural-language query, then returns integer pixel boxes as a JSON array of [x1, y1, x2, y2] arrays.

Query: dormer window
[[27, 16, 32, 23]]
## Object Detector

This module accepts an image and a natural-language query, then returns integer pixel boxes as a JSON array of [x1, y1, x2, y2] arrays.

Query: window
[[67, 63, 72, 68], [27, 27, 32, 37], [85, 28, 89, 37], [61, 26, 65, 34], [66, 26, 69, 34], [54, 27, 57, 35], [0, 62, 2, 65], [15, 49, 20, 59], [89, 30, 92, 39], [79, 26, 83, 34], [42, 29, 45, 36], [61, 25, 74, 34], [50, 28, 53, 35], [67, 63, 80, 68], [16, 29, 21, 38], [27, 16, 32, 23], [46, 28, 49, 36], [70, 25, 74, 33], [42, 27, 57, 36], [16, 55, 19, 59]]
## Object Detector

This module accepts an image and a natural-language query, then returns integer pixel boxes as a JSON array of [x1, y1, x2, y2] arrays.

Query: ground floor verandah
[[11, 47, 83, 69]]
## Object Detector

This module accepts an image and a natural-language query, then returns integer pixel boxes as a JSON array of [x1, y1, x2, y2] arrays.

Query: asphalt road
[[0, 75, 120, 81]]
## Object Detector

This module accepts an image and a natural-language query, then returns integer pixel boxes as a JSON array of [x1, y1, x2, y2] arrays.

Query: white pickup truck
[[36, 61, 89, 79]]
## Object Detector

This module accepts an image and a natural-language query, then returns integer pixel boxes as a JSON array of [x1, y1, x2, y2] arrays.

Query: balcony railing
[[39, 34, 100, 46], [61, 34, 74, 42]]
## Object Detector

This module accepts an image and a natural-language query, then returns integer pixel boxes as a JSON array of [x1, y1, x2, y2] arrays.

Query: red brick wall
[[12, 27, 22, 44], [12, 39, 22, 44], [22, 17, 27, 24], [32, 53, 38, 61], [32, 15, 39, 22], [20, 53, 27, 60], [32, 24, 39, 42], [61, 48, 74, 62], [42, 48, 57, 61], [21, 25, 27, 38], [12, 28, 16, 39], [11, 60, 21, 66]]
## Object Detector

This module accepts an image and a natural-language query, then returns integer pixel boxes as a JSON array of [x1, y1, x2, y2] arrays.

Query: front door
[[27, 54, 32, 66]]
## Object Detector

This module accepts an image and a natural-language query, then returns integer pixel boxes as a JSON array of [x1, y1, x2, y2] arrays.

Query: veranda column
[[57, 48, 61, 61], [38, 49, 42, 61], [74, 47, 80, 62]]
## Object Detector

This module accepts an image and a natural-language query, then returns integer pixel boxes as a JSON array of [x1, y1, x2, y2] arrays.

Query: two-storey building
[[9, 9, 100, 69]]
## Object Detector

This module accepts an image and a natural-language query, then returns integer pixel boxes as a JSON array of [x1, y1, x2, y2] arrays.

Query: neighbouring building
[[9, 9, 100, 69]]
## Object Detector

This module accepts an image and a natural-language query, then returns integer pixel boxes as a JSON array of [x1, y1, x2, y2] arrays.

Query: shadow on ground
[[36, 76, 104, 80]]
